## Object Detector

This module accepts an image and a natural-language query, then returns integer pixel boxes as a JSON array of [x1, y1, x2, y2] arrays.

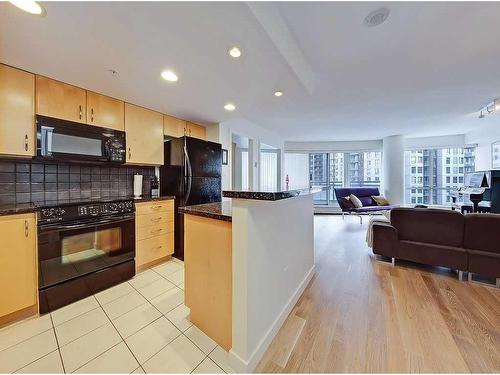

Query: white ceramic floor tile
[[171, 258, 184, 266], [51, 296, 100, 326], [142, 335, 205, 373], [129, 269, 162, 290], [15, 350, 64, 374], [125, 317, 181, 364], [185, 325, 217, 354], [152, 261, 182, 277], [102, 290, 148, 320], [131, 366, 145, 373], [165, 304, 192, 332], [95, 282, 135, 305], [59, 323, 121, 373], [209, 346, 237, 374], [0, 330, 58, 373], [137, 278, 176, 300], [113, 303, 161, 338], [164, 269, 184, 285], [193, 357, 225, 373], [74, 342, 139, 373], [0, 314, 52, 352], [55, 307, 109, 346], [150, 288, 184, 314]]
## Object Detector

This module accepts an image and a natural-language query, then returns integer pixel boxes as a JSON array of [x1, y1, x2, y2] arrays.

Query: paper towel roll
[[133, 174, 143, 198]]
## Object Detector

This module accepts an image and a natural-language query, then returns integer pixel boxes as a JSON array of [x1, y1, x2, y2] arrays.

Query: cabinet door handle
[[128, 147, 131, 160], [24, 220, 29, 237], [189, 129, 192, 136], [24, 134, 28, 152], [151, 228, 163, 233], [151, 217, 162, 222], [79, 105, 82, 120], [91, 108, 94, 122]]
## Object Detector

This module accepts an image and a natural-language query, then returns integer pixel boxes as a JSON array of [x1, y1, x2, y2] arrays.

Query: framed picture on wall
[[492, 141, 500, 169], [222, 149, 228, 165]]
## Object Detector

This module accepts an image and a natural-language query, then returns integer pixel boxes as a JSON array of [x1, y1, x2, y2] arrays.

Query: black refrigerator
[[160, 137, 222, 259]]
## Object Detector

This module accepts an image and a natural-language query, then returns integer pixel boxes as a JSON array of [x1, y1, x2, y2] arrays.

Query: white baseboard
[[228, 265, 316, 373]]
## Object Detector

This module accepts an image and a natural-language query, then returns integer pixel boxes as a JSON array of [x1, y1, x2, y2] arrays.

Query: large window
[[404, 147, 475, 205], [284, 151, 382, 206]]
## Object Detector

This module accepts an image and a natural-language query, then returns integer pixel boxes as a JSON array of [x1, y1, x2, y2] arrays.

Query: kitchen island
[[179, 188, 319, 372]]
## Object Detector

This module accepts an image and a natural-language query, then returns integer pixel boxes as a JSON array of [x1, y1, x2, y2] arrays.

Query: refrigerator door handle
[[184, 142, 193, 204]]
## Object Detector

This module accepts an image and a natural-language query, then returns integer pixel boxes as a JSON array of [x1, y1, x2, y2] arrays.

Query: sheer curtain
[[260, 151, 278, 191]]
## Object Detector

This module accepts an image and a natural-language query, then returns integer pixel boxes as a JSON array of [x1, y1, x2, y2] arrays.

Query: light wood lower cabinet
[[184, 214, 232, 350], [0, 213, 37, 326], [0, 64, 35, 157], [135, 200, 174, 271]]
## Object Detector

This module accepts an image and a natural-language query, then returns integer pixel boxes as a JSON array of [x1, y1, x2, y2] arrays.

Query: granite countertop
[[0, 202, 39, 216], [222, 186, 325, 201], [179, 201, 232, 222], [0, 195, 175, 216], [132, 196, 175, 203]]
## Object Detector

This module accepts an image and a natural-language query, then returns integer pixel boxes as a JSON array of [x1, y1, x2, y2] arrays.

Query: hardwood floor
[[256, 215, 500, 373]]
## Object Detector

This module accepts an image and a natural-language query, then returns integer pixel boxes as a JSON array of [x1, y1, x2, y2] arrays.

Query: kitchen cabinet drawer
[[136, 222, 174, 241], [0, 213, 37, 325], [86, 91, 124, 131], [0, 64, 35, 157], [136, 232, 174, 268], [35, 75, 86, 123], [136, 212, 173, 228], [135, 200, 174, 215]]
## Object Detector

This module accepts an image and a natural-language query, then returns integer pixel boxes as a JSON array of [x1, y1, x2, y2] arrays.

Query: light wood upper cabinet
[[35, 75, 86, 123], [125, 103, 164, 165], [0, 213, 37, 321], [86, 91, 124, 131], [0, 65, 35, 157], [187, 121, 206, 140], [163, 114, 186, 138]]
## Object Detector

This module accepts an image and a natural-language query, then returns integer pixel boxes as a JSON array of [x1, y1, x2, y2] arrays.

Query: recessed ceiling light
[[224, 103, 236, 111], [274, 91, 283, 97], [161, 70, 178, 82], [228, 47, 241, 58], [9, 0, 46, 16]]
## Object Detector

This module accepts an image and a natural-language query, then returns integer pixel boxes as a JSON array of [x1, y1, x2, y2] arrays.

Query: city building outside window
[[404, 147, 475, 206]]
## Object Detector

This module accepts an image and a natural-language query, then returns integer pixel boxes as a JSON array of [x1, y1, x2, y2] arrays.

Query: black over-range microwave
[[36, 115, 126, 163]]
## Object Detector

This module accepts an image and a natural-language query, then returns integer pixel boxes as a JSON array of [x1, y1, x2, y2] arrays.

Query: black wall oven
[[36, 115, 126, 164], [38, 200, 135, 313]]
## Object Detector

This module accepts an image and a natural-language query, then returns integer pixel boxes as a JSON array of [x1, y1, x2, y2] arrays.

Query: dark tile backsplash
[[0, 160, 155, 205]]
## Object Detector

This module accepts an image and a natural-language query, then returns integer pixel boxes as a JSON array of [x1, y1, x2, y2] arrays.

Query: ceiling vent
[[363, 8, 390, 27]]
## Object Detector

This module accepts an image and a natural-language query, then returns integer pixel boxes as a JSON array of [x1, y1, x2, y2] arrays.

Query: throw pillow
[[341, 196, 355, 210], [349, 194, 363, 208], [371, 195, 390, 206]]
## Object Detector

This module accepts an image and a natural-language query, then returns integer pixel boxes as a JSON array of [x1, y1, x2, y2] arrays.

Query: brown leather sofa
[[372, 208, 500, 280]]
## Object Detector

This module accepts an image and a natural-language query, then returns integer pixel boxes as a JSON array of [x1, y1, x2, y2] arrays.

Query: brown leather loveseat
[[372, 208, 500, 280]]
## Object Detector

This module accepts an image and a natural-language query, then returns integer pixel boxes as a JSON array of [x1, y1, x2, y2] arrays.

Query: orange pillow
[[371, 195, 390, 206]]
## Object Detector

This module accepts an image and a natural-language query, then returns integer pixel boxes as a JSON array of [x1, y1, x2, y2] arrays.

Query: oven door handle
[[39, 215, 134, 232]]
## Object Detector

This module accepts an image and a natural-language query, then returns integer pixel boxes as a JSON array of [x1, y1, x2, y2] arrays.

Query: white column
[[383, 135, 405, 204]]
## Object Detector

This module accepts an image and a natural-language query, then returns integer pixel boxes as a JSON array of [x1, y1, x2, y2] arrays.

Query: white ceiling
[[1, 1, 499, 142]]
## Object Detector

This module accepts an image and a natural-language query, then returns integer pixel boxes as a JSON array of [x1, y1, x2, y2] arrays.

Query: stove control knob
[[109, 203, 118, 212]]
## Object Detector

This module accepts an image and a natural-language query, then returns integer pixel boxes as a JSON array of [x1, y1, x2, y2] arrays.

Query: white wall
[[285, 139, 382, 153], [465, 118, 500, 171], [211, 118, 285, 191], [404, 134, 466, 149], [230, 195, 315, 372]]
